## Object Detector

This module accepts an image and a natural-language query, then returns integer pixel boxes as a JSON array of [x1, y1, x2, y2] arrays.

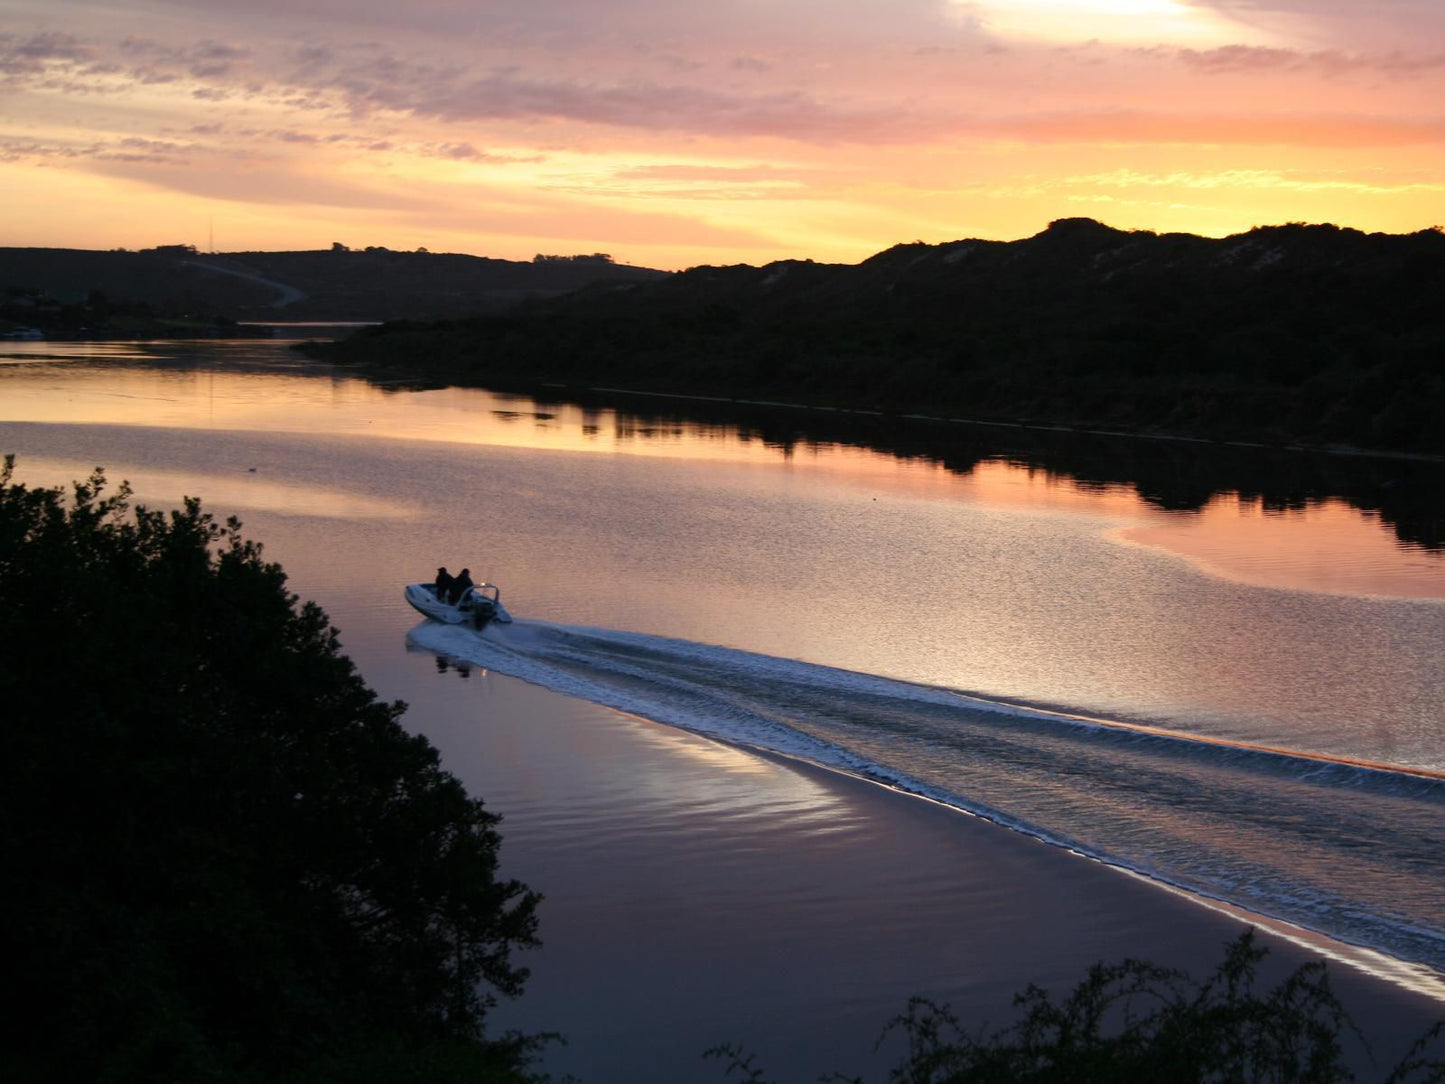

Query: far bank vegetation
[[320, 219, 1445, 456]]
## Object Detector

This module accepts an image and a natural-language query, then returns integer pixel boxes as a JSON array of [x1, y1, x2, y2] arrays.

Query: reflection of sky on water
[[1119, 498, 1445, 600], [2, 340, 1439, 602], [3, 341, 1441, 771], [409, 649, 848, 836], [8, 457, 417, 521], [9, 343, 1444, 1003]]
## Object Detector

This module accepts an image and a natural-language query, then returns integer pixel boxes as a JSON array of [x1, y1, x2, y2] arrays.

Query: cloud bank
[[2, 0, 1442, 267]]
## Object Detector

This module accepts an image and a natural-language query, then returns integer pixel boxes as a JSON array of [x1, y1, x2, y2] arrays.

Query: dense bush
[[0, 457, 543, 1083]]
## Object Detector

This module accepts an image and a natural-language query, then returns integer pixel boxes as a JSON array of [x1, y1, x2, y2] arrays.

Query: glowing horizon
[[2, 0, 1442, 271]]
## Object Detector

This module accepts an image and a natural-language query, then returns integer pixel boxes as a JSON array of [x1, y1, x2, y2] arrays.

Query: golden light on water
[[1118, 497, 1445, 600], [3, 347, 1438, 602]]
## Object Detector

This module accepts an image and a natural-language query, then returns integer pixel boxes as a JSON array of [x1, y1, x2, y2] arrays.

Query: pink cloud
[[0, 134, 190, 163], [4, 5, 1444, 184], [1166, 43, 1445, 77], [0, 31, 95, 80]]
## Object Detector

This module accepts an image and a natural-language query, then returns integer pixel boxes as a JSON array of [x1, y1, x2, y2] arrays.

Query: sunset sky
[[2, 0, 1442, 269]]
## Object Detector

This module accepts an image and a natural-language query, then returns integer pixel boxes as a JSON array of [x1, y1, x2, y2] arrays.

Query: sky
[[2, 0, 1443, 270]]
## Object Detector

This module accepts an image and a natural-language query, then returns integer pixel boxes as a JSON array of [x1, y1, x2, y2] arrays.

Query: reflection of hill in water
[[546, 389, 1445, 555], [321, 218, 1445, 456]]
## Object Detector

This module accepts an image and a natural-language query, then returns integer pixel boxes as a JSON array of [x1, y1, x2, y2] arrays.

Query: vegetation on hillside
[[0, 457, 544, 1082], [316, 219, 1445, 455], [2, 284, 259, 339], [0, 244, 668, 326]]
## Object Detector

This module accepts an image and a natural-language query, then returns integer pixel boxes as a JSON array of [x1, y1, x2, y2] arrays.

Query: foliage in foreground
[[0, 457, 544, 1082], [711, 931, 1445, 1084]]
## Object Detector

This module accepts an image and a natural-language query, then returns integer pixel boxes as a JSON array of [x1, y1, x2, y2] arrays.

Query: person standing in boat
[[450, 567, 474, 605], [435, 566, 455, 602]]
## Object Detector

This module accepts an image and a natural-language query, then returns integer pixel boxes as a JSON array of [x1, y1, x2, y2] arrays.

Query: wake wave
[[407, 618, 1445, 976]]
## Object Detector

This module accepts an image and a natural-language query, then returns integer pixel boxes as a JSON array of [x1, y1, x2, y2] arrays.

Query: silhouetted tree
[[0, 457, 544, 1082]]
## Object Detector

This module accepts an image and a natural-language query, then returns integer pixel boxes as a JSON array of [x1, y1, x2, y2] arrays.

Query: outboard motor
[[471, 600, 496, 629]]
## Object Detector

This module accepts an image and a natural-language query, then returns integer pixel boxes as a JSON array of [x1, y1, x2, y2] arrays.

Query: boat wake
[[407, 618, 1445, 980]]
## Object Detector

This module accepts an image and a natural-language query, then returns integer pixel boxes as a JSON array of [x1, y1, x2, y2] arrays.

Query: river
[[2, 337, 1443, 984]]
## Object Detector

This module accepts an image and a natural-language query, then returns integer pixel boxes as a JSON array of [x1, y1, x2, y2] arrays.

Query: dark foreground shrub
[[0, 457, 545, 1083], [710, 931, 1445, 1084]]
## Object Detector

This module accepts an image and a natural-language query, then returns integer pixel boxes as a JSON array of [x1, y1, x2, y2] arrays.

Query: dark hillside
[[217, 248, 668, 320], [320, 220, 1445, 455], [0, 245, 669, 326]]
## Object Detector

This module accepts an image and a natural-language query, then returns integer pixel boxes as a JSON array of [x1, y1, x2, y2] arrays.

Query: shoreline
[[314, 344, 1445, 465], [572, 381, 1445, 465]]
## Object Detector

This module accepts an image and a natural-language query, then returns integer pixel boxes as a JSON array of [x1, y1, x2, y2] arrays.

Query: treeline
[[316, 219, 1445, 456], [1, 284, 257, 338]]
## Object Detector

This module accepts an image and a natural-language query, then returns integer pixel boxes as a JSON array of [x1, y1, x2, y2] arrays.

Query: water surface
[[2, 339, 1442, 975]]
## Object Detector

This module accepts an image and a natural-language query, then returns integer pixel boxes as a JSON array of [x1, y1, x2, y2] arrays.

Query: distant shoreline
[[304, 219, 1445, 459], [536, 379, 1445, 465], [303, 332, 1445, 465]]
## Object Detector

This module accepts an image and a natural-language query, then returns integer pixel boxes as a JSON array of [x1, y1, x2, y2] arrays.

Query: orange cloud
[[991, 110, 1445, 147], [2, 0, 1443, 267]]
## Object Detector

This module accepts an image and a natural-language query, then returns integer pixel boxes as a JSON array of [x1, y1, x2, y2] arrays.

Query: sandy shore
[[406, 666, 1445, 1084]]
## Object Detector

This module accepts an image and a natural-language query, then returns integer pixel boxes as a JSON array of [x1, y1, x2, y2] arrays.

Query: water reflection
[[371, 370, 1444, 568], [630, 401, 1444, 558], [2, 457, 416, 522], [1119, 498, 1445, 598], [2, 340, 1441, 602], [377, 380, 1445, 599], [618, 400, 1443, 593]]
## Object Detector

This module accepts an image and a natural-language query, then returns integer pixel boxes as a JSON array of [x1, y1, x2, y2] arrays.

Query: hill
[[0, 244, 670, 329], [316, 219, 1445, 456]]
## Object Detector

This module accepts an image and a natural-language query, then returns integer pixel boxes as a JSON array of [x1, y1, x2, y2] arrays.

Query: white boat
[[404, 581, 513, 628]]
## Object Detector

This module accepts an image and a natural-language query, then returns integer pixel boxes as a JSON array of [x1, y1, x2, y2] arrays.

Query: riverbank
[[403, 668, 1445, 1084], [305, 219, 1445, 457], [295, 344, 1445, 556]]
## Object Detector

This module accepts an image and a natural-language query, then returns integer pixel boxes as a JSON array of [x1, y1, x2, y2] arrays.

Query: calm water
[[3, 339, 1443, 975]]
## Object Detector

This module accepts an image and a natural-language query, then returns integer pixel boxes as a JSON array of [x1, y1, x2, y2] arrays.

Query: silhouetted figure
[[450, 568, 473, 605], [435, 566, 454, 601]]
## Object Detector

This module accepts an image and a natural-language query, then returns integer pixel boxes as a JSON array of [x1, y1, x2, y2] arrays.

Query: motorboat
[[404, 581, 513, 629]]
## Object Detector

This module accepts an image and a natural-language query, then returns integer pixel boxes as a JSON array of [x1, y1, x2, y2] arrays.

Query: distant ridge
[[317, 219, 1445, 456], [0, 245, 669, 325]]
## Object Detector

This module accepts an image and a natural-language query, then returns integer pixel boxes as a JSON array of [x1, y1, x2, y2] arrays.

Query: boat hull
[[405, 582, 513, 628]]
